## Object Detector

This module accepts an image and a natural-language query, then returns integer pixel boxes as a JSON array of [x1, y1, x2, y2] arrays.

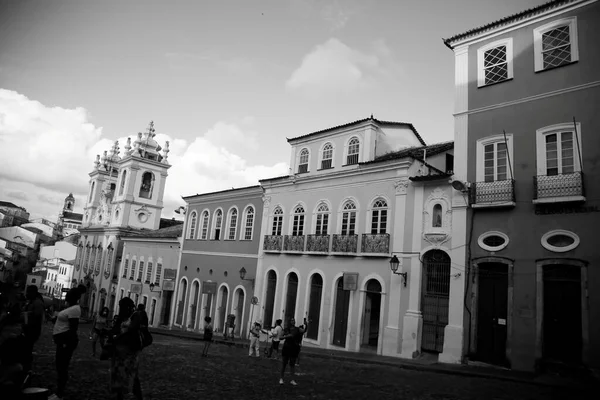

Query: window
[[243, 206, 254, 240], [227, 208, 238, 240], [371, 199, 387, 234], [346, 137, 360, 165], [536, 123, 582, 176], [272, 207, 283, 236], [341, 201, 356, 235], [155, 262, 162, 286], [89, 181, 95, 203], [139, 171, 154, 199], [541, 229, 579, 252], [534, 17, 578, 72], [188, 211, 197, 239], [200, 211, 209, 240], [321, 143, 333, 169], [292, 205, 305, 236], [476, 134, 513, 182], [146, 261, 153, 283], [315, 203, 329, 235], [106, 246, 114, 275], [213, 209, 223, 240], [129, 259, 136, 280], [478, 231, 509, 252], [137, 261, 144, 281], [432, 204, 442, 228], [477, 38, 513, 87], [122, 258, 129, 278], [119, 170, 127, 195], [298, 149, 309, 173]]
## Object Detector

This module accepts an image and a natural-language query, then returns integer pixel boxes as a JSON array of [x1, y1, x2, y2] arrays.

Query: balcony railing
[[361, 234, 390, 254], [534, 172, 585, 200], [332, 234, 358, 253], [346, 154, 359, 165], [470, 179, 515, 206], [306, 234, 330, 253], [283, 235, 305, 252], [321, 159, 332, 169], [298, 164, 308, 173], [263, 235, 283, 252]]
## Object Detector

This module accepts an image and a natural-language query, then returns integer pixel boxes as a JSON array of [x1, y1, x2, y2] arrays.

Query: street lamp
[[149, 282, 161, 298], [389, 255, 408, 287], [239, 267, 255, 288]]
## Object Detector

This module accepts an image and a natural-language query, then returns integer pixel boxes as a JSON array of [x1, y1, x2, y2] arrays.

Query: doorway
[[150, 298, 157, 326], [161, 290, 173, 325], [234, 289, 245, 336], [175, 279, 187, 326], [306, 274, 323, 340], [475, 263, 508, 366], [218, 286, 228, 332], [189, 281, 200, 329], [263, 270, 277, 329], [543, 265, 582, 364], [284, 273, 298, 326], [421, 250, 450, 353], [361, 279, 382, 349], [333, 278, 350, 347]]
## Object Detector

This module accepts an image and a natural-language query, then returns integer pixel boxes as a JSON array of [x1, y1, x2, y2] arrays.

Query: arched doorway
[[421, 250, 451, 353], [175, 279, 187, 326], [233, 288, 245, 336], [284, 273, 298, 327], [217, 286, 229, 333], [361, 279, 382, 350], [333, 277, 350, 347], [306, 274, 323, 340], [263, 270, 277, 328], [188, 281, 200, 329]]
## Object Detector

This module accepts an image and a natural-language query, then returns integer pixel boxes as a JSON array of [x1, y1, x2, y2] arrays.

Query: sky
[[0, 0, 550, 222]]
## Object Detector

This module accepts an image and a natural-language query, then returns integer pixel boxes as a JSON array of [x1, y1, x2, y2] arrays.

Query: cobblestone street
[[24, 325, 590, 400]]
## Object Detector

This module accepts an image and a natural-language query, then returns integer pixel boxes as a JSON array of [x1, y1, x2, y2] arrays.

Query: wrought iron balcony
[[283, 235, 305, 252], [533, 172, 585, 201], [470, 179, 515, 206], [332, 234, 358, 253], [306, 234, 330, 253], [361, 234, 390, 254], [263, 235, 283, 252]]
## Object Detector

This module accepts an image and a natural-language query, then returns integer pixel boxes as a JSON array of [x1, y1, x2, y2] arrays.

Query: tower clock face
[[138, 212, 148, 223]]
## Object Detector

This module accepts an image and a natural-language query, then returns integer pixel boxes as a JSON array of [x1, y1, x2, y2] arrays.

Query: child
[[202, 317, 213, 357], [248, 322, 261, 357]]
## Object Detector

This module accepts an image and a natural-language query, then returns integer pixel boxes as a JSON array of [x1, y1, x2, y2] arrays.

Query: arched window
[[341, 201, 356, 235], [95, 245, 103, 273], [213, 209, 223, 240], [315, 203, 329, 235], [139, 171, 154, 199], [129, 258, 137, 280], [89, 182, 95, 203], [272, 207, 283, 236], [432, 204, 442, 228], [122, 256, 130, 278], [119, 170, 127, 195], [227, 208, 238, 240], [292, 205, 305, 236], [298, 148, 309, 173], [200, 211, 209, 240], [347, 137, 360, 165], [321, 143, 333, 169], [371, 199, 388, 234], [243, 206, 255, 240], [188, 211, 197, 239]]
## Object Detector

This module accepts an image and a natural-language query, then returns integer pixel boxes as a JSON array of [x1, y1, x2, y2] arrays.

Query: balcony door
[[263, 270, 277, 328], [333, 278, 350, 347]]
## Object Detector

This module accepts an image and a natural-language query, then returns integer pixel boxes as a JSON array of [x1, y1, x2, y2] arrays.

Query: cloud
[[0, 89, 288, 221], [285, 38, 398, 97]]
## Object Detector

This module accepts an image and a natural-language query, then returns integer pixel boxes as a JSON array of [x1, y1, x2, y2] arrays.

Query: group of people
[[0, 283, 151, 400]]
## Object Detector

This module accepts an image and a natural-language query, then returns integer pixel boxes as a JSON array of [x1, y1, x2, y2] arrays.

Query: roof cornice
[[181, 185, 263, 202]]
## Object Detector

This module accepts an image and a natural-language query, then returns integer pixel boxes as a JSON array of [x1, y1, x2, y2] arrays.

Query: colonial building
[[57, 193, 83, 237], [37, 240, 78, 297], [74, 121, 172, 318], [255, 117, 461, 362], [0, 201, 30, 227], [172, 186, 263, 339], [115, 224, 182, 327], [443, 0, 600, 372]]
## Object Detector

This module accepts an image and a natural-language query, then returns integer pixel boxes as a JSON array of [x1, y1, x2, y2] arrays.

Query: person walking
[[48, 288, 82, 400], [201, 317, 213, 357], [109, 297, 144, 400], [248, 322, 261, 357], [22, 285, 45, 373], [90, 307, 110, 357], [279, 317, 307, 386], [267, 319, 283, 360], [296, 318, 308, 367]]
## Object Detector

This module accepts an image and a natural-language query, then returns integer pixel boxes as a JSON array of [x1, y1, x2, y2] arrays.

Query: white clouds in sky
[[0, 89, 288, 221], [285, 38, 399, 97]]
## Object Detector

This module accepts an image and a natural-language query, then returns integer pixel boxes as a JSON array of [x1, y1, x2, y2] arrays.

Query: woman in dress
[[201, 316, 213, 357], [110, 297, 143, 400], [91, 307, 110, 357]]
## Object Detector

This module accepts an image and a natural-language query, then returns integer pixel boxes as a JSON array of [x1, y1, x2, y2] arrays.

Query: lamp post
[[389, 255, 408, 287], [239, 267, 255, 289]]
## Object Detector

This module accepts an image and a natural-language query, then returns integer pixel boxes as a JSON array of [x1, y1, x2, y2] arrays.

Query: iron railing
[[332, 234, 358, 253], [263, 235, 283, 252], [283, 235, 305, 252], [470, 179, 515, 204], [533, 172, 584, 199], [298, 164, 308, 173], [361, 233, 390, 254], [306, 234, 330, 252], [346, 154, 359, 165], [321, 159, 332, 169]]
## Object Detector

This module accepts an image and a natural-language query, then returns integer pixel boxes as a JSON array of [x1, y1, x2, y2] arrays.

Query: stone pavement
[[149, 326, 597, 389]]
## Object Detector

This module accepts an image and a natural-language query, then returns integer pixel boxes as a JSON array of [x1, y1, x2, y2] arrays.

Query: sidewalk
[[149, 327, 596, 388]]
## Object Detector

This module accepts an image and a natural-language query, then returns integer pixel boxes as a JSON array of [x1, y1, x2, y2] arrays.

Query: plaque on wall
[[343, 273, 359, 291], [163, 269, 177, 279], [202, 281, 217, 294], [130, 283, 142, 294], [162, 280, 175, 291]]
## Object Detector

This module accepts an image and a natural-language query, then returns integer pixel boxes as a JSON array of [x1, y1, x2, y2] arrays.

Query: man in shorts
[[279, 317, 307, 385]]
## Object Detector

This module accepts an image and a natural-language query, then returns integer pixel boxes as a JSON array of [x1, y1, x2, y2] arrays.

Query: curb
[[150, 329, 592, 388]]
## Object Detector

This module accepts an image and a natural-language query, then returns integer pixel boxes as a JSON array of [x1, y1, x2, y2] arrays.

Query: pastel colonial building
[[443, 0, 600, 372], [171, 186, 263, 339], [74, 122, 172, 318], [57, 193, 83, 238], [255, 117, 461, 362]]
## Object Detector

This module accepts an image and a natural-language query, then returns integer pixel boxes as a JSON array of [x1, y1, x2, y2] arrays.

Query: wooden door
[[235, 290, 244, 335], [475, 263, 508, 366], [219, 288, 228, 332], [284, 273, 298, 324], [263, 271, 277, 329], [150, 299, 156, 326], [421, 250, 450, 353], [333, 279, 350, 347], [307, 274, 323, 340]]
